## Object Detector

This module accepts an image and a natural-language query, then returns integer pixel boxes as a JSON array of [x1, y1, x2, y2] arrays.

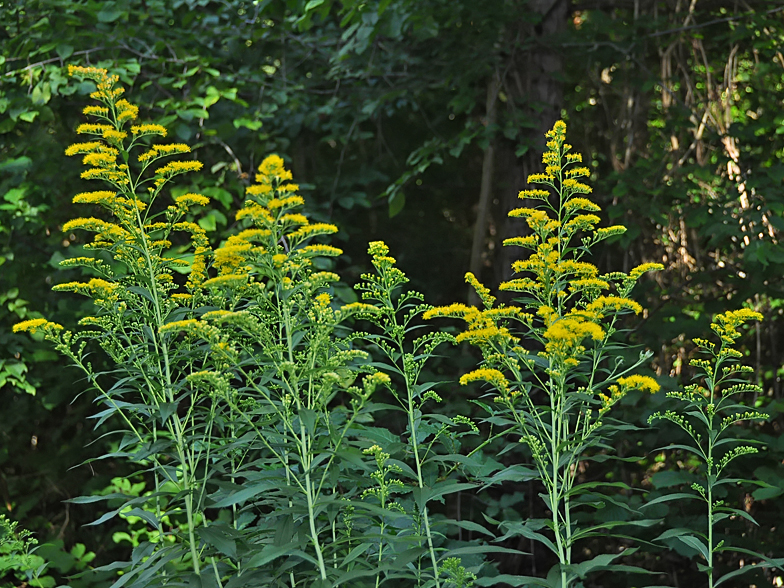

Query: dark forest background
[[3, 0, 784, 586]]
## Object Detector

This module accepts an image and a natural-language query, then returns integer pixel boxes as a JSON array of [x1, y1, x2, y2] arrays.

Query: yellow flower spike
[[628, 262, 664, 281], [72, 191, 117, 206], [455, 325, 518, 346], [213, 243, 252, 274], [280, 213, 309, 225], [595, 225, 627, 239], [564, 214, 601, 233], [236, 203, 274, 223], [175, 193, 210, 208], [507, 207, 538, 218], [67, 65, 109, 80], [65, 142, 104, 156], [258, 154, 286, 176], [568, 278, 610, 292], [274, 196, 306, 209], [82, 105, 109, 117], [246, 183, 273, 196], [13, 318, 64, 334], [82, 152, 118, 168], [115, 99, 139, 122], [423, 303, 481, 322], [76, 123, 113, 135], [131, 124, 168, 137], [564, 167, 590, 178], [155, 160, 204, 176], [543, 317, 604, 345], [301, 244, 343, 257], [288, 223, 339, 241], [617, 375, 660, 393], [459, 368, 509, 391], [527, 172, 555, 183], [564, 198, 601, 212], [503, 236, 538, 248], [465, 272, 495, 308], [518, 189, 551, 200], [585, 296, 643, 316]]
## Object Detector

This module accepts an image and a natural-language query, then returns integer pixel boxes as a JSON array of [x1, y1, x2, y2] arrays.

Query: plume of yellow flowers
[[208, 154, 341, 283], [426, 120, 662, 407], [58, 65, 212, 302]]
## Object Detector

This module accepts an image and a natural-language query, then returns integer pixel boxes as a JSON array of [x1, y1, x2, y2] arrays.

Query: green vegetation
[[3, 2, 784, 587]]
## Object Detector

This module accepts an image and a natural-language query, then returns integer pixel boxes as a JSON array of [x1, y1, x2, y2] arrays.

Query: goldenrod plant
[[15, 67, 781, 588], [426, 121, 664, 588], [0, 515, 45, 588], [13, 66, 479, 588], [647, 309, 783, 587], [351, 243, 507, 587], [12, 66, 375, 587]]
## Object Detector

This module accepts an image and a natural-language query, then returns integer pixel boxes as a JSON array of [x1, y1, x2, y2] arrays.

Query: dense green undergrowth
[[5, 66, 783, 588]]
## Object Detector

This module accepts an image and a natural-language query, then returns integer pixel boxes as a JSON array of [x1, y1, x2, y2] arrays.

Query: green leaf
[[56, 44, 74, 60], [676, 535, 710, 560], [650, 470, 696, 489], [475, 574, 554, 587], [97, 4, 125, 22], [714, 565, 759, 587], [571, 548, 639, 577], [198, 525, 237, 559], [388, 190, 405, 217], [641, 492, 699, 508], [752, 485, 783, 500], [494, 519, 560, 557], [209, 484, 269, 508], [244, 544, 298, 569]]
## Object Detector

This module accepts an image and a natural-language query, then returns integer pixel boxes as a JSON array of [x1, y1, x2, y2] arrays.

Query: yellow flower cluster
[[53, 278, 121, 305], [12, 318, 64, 334], [459, 368, 509, 391], [617, 375, 660, 393], [711, 308, 763, 344]]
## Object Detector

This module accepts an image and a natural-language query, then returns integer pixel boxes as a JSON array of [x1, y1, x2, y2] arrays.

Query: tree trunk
[[493, 0, 568, 292], [468, 72, 501, 305]]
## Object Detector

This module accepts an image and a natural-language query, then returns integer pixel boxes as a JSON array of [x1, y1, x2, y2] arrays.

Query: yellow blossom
[[175, 193, 210, 208], [13, 318, 63, 334], [280, 213, 309, 224], [629, 262, 664, 281], [459, 368, 509, 391], [65, 142, 103, 156], [102, 129, 127, 144], [288, 223, 339, 240], [504, 236, 538, 248], [82, 152, 117, 167], [115, 99, 139, 122], [466, 272, 495, 307], [246, 183, 273, 196], [76, 123, 113, 135], [131, 124, 168, 137], [339, 302, 380, 315], [617, 375, 660, 393], [72, 191, 117, 206], [586, 296, 642, 316], [155, 161, 204, 176], [301, 244, 343, 256], [423, 303, 481, 322], [564, 198, 600, 212]]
